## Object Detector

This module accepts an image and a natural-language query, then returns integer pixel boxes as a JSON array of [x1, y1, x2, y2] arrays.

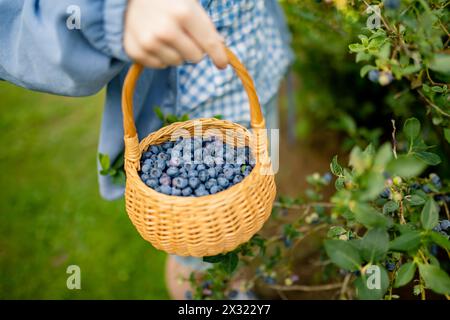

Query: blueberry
[[218, 176, 229, 188], [223, 167, 235, 180], [150, 145, 160, 154], [142, 151, 152, 160], [171, 187, 182, 196], [283, 236, 292, 248], [189, 177, 200, 189], [143, 159, 154, 167], [209, 185, 222, 194], [430, 244, 439, 256], [157, 152, 168, 161], [207, 167, 217, 178], [168, 157, 183, 167], [214, 157, 225, 166], [185, 291, 193, 300], [145, 178, 158, 188], [184, 163, 196, 172], [422, 185, 432, 193], [193, 149, 203, 162], [166, 166, 179, 177], [433, 224, 442, 232], [233, 175, 244, 184], [197, 164, 206, 171], [162, 141, 174, 150], [155, 159, 166, 171], [440, 220, 450, 231], [160, 185, 172, 195], [188, 170, 198, 178], [263, 276, 276, 285], [159, 174, 171, 186], [368, 70, 380, 83], [384, 0, 400, 10], [204, 156, 215, 168], [205, 178, 217, 190], [380, 188, 391, 199], [430, 174, 442, 189], [173, 177, 188, 189], [141, 173, 150, 181], [141, 164, 151, 173], [182, 187, 193, 196], [195, 185, 209, 197], [228, 290, 238, 299], [198, 170, 208, 182], [149, 168, 162, 179], [385, 262, 396, 272], [410, 182, 420, 190], [323, 172, 332, 184]]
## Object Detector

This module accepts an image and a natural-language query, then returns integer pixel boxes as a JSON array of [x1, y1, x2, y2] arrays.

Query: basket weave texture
[[121, 48, 276, 257]]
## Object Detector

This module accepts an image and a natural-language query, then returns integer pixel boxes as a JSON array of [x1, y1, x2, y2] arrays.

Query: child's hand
[[124, 0, 229, 69]]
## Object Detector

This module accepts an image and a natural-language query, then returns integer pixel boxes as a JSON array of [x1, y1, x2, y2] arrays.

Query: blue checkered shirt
[[176, 0, 293, 124]]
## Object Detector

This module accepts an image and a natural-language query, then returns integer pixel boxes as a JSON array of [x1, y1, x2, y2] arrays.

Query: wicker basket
[[121, 48, 276, 257]]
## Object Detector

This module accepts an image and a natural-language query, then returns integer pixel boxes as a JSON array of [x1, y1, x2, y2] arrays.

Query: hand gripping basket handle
[[121, 48, 266, 162]]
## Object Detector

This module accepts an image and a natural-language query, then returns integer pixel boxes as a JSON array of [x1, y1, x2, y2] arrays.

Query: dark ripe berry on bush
[[385, 262, 396, 272], [440, 220, 450, 231], [430, 173, 442, 189], [380, 188, 391, 199], [422, 185, 432, 193], [323, 172, 332, 183], [433, 224, 442, 232], [410, 182, 420, 190], [283, 236, 292, 248], [384, 0, 400, 10], [263, 276, 276, 285], [430, 244, 439, 256], [368, 70, 380, 83]]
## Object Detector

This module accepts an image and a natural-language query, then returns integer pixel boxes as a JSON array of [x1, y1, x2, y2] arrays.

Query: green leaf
[[349, 43, 366, 53], [389, 231, 421, 252], [353, 203, 392, 229], [429, 232, 450, 250], [220, 252, 239, 274], [354, 265, 389, 300], [360, 171, 385, 201], [444, 129, 450, 144], [383, 201, 399, 214], [212, 114, 223, 120], [394, 262, 416, 288], [373, 143, 392, 170], [429, 54, 450, 75], [403, 117, 421, 141], [330, 155, 343, 176], [203, 254, 226, 263], [360, 228, 389, 263], [406, 195, 425, 206], [414, 151, 441, 165], [98, 153, 110, 171], [360, 65, 377, 77], [418, 264, 450, 295], [421, 198, 439, 230], [386, 155, 427, 178], [324, 240, 362, 271], [154, 106, 165, 121]]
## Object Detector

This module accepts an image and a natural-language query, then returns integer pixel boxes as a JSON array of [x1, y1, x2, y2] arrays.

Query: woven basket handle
[[122, 48, 266, 165]]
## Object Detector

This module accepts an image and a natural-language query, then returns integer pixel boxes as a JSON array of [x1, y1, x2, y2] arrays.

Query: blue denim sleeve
[[0, 0, 129, 96]]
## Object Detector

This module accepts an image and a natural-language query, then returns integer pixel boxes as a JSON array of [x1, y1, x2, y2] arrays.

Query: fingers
[[181, 2, 229, 69]]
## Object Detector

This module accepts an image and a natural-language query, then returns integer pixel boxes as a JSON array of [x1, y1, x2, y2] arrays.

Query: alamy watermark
[[66, 5, 81, 30], [66, 265, 81, 290]]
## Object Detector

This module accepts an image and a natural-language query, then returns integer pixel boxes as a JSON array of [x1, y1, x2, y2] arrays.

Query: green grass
[[0, 82, 169, 299]]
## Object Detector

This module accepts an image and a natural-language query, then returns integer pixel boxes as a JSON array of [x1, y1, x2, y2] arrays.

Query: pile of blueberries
[[139, 136, 255, 196]]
